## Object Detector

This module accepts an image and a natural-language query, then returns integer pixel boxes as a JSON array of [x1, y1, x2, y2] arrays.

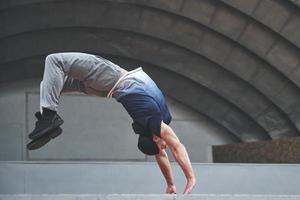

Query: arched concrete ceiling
[[0, 0, 300, 142]]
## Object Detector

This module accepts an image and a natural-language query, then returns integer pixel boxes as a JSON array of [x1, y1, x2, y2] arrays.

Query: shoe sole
[[27, 128, 62, 150], [29, 118, 64, 140]]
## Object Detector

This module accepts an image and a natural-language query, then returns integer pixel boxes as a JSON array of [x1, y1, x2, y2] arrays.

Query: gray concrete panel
[[240, 22, 277, 56], [266, 40, 300, 75], [0, 0, 184, 12], [223, 47, 262, 81], [221, 111, 269, 142], [181, 0, 216, 25], [1, 162, 300, 195], [281, 13, 300, 47], [0, 125, 23, 160], [272, 87, 300, 131], [169, 20, 205, 51], [288, 106, 300, 130], [198, 32, 233, 64], [256, 108, 297, 138], [289, 65, 300, 86], [219, 0, 260, 15], [249, 67, 288, 97], [211, 5, 248, 40], [273, 84, 300, 113], [105, 3, 140, 30], [237, 88, 271, 118], [220, 0, 300, 52], [253, 0, 292, 31], [139, 9, 174, 38], [136, 0, 184, 12]]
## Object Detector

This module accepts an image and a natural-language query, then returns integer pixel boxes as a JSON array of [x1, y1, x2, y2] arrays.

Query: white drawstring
[[107, 67, 142, 98]]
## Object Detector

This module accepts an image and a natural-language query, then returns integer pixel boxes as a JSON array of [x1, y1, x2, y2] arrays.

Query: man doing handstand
[[27, 52, 196, 194]]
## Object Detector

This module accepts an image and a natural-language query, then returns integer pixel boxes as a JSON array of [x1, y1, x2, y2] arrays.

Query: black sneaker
[[28, 112, 64, 140], [27, 127, 62, 150], [27, 111, 63, 150]]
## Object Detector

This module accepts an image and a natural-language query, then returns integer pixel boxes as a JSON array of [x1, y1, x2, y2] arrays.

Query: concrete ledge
[[1, 194, 300, 200], [1, 162, 300, 195], [213, 137, 300, 163]]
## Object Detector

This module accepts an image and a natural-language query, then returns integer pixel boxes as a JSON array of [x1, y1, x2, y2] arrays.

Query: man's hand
[[155, 149, 176, 194], [160, 122, 196, 195], [183, 177, 196, 194], [166, 184, 177, 194]]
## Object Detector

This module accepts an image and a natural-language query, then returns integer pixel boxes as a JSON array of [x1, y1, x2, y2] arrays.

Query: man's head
[[152, 135, 167, 150], [133, 121, 167, 155], [137, 135, 167, 155], [138, 135, 159, 155]]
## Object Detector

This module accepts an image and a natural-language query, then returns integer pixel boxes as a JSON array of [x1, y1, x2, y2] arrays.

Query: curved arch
[[0, 31, 271, 141], [71, 54, 245, 143], [2, 54, 269, 141], [219, 0, 300, 49], [1, 0, 300, 136], [0, 0, 299, 91], [1, 21, 300, 138], [1, 0, 299, 79], [2, 27, 297, 138], [1, 0, 298, 138]]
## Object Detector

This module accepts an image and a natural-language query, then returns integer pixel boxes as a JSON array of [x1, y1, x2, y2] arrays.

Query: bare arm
[[155, 149, 176, 194], [160, 122, 196, 194]]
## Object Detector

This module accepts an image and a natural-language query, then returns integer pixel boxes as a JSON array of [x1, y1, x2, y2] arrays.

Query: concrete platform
[[1, 162, 300, 195], [1, 194, 300, 200]]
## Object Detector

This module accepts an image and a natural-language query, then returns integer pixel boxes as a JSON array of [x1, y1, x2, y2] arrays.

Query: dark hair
[[137, 135, 159, 155]]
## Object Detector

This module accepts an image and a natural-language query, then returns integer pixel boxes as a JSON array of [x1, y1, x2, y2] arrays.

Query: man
[[27, 52, 196, 194]]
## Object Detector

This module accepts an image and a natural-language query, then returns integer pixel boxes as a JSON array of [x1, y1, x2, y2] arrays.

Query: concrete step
[[1, 162, 300, 195], [1, 194, 300, 200]]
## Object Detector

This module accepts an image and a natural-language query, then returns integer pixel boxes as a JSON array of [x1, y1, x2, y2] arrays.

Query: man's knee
[[44, 53, 67, 73], [45, 53, 60, 64]]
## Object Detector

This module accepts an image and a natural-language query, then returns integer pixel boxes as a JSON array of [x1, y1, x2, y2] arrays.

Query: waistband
[[107, 67, 143, 98]]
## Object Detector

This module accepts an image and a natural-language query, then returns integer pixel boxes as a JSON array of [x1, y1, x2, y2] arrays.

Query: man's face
[[152, 135, 167, 150]]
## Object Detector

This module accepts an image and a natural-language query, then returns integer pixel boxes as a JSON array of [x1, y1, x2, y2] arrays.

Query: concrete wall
[[1, 0, 300, 142], [1, 0, 300, 163], [0, 79, 237, 162]]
